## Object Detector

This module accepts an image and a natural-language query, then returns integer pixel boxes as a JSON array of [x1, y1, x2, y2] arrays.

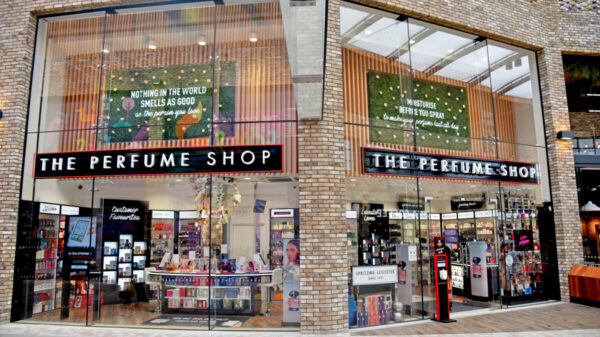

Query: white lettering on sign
[[61, 205, 80, 216], [40, 203, 60, 214], [352, 265, 399, 286], [152, 210, 175, 219]]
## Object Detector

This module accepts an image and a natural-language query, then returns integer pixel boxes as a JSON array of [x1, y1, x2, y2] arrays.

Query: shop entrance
[[19, 174, 299, 330]]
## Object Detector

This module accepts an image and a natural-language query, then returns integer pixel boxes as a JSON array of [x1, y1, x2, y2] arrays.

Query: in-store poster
[[367, 71, 471, 151], [282, 239, 300, 325], [395, 244, 412, 309], [106, 63, 236, 143], [468, 241, 488, 297]]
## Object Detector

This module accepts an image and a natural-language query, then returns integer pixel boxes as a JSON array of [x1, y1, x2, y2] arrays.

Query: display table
[[146, 268, 273, 315]]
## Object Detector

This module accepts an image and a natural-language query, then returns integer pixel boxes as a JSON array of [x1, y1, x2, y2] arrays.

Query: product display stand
[[146, 269, 273, 316], [151, 211, 175, 265], [500, 193, 542, 303], [269, 208, 298, 267], [33, 209, 60, 314]]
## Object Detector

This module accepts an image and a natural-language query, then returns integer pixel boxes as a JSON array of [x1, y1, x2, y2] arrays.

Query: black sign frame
[[362, 147, 540, 185], [33, 144, 283, 179]]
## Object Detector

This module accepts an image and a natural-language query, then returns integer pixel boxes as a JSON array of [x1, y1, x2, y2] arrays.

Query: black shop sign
[[33, 145, 283, 178], [362, 147, 539, 184]]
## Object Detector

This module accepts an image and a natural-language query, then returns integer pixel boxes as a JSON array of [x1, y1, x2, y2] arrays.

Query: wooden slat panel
[[51, 2, 296, 176], [343, 46, 523, 181]]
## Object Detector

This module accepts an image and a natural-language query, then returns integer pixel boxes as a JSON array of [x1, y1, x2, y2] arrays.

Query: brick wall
[[298, 0, 348, 333], [0, 0, 599, 332]]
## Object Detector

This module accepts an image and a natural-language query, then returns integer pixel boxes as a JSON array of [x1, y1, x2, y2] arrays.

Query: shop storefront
[[8, 0, 584, 333], [13, 0, 319, 330], [341, 2, 559, 327]]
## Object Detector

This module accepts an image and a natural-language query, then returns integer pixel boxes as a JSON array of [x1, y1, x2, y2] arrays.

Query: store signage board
[[271, 209, 294, 218], [179, 211, 198, 220], [389, 211, 402, 220], [152, 210, 175, 219], [475, 210, 494, 218], [403, 212, 416, 220], [458, 211, 474, 219], [442, 213, 457, 220], [33, 145, 283, 179], [430, 213, 441, 220], [40, 203, 60, 214], [346, 210, 358, 219], [352, 265, 399, 286], [61, 205, 80, 216], [362, 147, 539, 184]]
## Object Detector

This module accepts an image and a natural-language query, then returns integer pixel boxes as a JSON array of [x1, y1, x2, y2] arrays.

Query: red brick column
[[298, 0, 348, 333]]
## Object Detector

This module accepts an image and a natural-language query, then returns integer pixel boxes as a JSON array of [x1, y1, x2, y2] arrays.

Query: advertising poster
[[282, 239, 300, 325], [468, 241, 488, 297], [106, 63, 236, 143], [395, 244, 413, 307], [367, 71, 470, 150], [101, 199, 148, 240], [67, 217, 97, 248]]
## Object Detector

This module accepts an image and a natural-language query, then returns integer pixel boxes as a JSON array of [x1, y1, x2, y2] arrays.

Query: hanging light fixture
[[198, 34, 207, 46], [581, 201, 600, 211], [249, 32, 258, 43]]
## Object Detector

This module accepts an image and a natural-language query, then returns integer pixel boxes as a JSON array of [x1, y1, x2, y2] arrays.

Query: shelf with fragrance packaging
[[150, 210, 176, 265], [178, 210, 204, 260], [33, 203, 60, 314]]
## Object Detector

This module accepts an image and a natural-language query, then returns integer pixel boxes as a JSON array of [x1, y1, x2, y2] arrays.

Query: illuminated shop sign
[[33, 145, 283, 179], [362, 147, 539, 184]]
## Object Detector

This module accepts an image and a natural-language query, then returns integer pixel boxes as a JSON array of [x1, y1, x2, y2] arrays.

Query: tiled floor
[[2, 302, 600, 336]]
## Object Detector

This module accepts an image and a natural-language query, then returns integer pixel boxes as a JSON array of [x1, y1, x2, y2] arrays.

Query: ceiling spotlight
[[447, 49, 454, 54], [365, 29, 373, 35], [102, 48, 110, 54], [249, 32, 258, 43], [409, 39, 416, 44], [148, 38, 157, 50], [198, 34, 207, 46]]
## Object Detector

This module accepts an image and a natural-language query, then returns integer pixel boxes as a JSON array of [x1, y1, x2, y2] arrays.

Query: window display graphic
[[283, 239, 300, 325], [468, 241, 488, 298], [105, 63, 236, 143], [368, 71, 470, 150]]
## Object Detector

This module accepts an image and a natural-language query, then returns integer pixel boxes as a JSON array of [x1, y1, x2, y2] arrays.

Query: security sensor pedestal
[[432, 237, 455, 323]]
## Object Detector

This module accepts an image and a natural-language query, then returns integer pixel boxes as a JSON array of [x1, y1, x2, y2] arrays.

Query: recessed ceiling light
[[176, 179, 182, 182], [244, 177, 251, 180], [102, 49, 110, 54], [365, 29, 373, 35], [409, 39, 416, 44], [249, 32, 258, 43], [148, 39, 157, 50], [198, 35, 207, 46], [447, 49, 454, 53]]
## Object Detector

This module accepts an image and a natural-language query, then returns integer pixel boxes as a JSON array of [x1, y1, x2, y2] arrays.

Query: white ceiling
[[341, 5, 534, 99]]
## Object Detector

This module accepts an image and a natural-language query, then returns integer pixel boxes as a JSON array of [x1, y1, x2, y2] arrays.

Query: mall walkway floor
[[1, 302, 600, 336]]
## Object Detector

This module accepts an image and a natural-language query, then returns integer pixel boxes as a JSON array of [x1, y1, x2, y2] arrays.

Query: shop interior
[[346, 176, 549, 327], [17, 175, 300, 329]]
